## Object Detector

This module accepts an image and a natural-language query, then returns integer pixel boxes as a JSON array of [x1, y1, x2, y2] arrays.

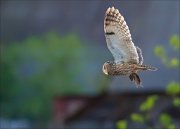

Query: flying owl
[[102, 7, 157, 87]]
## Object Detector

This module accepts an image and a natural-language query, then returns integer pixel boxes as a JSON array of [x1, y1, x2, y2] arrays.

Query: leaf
[[140, 95, 158, 111], [169, 58, 180, 68], [154, 45, 168, 65], [166, 81, 180, 95], [116, 120, 127, 129], [173, 98, 180, 107], [159, 113, 172, 126], [170, 35, 180, 50], [130, 113, 144, 123], [154, 45, 166, 57]]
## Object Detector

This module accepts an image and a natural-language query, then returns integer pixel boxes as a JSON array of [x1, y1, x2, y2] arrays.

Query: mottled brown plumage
[[102, 61, 157, 86], [102, 7, 157, 87]]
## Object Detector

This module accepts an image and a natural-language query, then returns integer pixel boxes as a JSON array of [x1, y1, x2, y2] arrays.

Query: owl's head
[[102, 61, 114, 75]]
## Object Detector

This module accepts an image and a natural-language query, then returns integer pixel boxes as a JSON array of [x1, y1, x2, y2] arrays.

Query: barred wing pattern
[[104, 7, 139, 64]]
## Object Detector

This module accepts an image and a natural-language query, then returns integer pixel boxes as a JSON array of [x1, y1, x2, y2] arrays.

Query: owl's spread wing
[[104, 7, 139, 64], [136, 46, 143, 65]]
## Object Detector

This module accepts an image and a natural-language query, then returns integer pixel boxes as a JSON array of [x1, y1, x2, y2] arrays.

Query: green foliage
[[170, 58, 179, 67], [154, 35, 180, 68], [116, 35, 179, 129], [166, 81, 180, 96], [159, 113, 173, 127], [140, 95, 158, 112], [167, 124, 176, 129], [130, 113, 144, 123], [0, 32, 92, 120], [154, 45, 166, 58], [116, 120, 127, 129], [173, 98, 180, 107], [170, 35, 180, 50]]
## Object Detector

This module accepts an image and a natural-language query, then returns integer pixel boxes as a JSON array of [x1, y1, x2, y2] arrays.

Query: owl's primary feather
[[136, 46, 143, 65], [104, 7, 139, 64]]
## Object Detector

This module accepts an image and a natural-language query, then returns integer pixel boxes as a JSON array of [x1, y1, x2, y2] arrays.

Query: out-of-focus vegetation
[[154, 35, 180, 68], [116, 35, 180, 129], [0, 32, 107, 123]]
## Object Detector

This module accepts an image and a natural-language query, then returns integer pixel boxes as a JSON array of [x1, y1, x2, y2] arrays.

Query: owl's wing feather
[[136, 46, 143, 65], [104, 7, 139, 64]]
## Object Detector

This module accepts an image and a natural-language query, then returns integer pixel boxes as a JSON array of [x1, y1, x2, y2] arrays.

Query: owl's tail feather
[[137, 65, 158, 71], [129, 73, 141, 87]]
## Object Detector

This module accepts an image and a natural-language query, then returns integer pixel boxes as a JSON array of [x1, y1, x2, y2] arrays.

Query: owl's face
[[102, 62, 109, 75], [102, 61, 114, 75]]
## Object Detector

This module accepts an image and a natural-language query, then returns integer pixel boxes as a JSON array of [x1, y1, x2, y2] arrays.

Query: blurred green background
[[1, 32, 109, 123], [0, 1, 179, 129]]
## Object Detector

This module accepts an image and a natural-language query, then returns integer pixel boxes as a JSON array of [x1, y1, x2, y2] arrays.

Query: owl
[[102, 7, 157, 87]]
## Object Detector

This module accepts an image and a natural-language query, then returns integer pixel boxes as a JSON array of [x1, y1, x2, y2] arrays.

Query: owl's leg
[[129, 73, 141, 87], [129, 74, 133, 81]]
